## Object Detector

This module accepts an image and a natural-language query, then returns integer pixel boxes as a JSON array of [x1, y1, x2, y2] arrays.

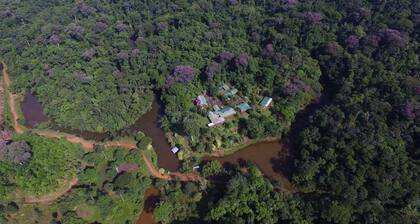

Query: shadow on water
[[21, 92, 48, 128]]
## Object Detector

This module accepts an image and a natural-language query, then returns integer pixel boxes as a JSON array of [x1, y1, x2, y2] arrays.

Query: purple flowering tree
[[345, 35, 360, 48], [44, 64, 54, 77], [117, 50, 130, 60], [286, 0, 298, 8], [0, 141, 32, 164], [48, 34, 62, 45], [155, 22, 169, 34], [165, 65, 195, 87], [234, 53, 250, 67], [362, 34, 381, 48], [324, 42, 344, 56], [73, 3, 96, 17], [0, 10, 15, 18], [228, 0, 238, 6], [381, 29, 409, 48], [402, 102, 419, 119], [94, 21, 108, 33], [205, 62, 221, 80], [282, 77, 311, 96], [218, 51, 235, 62], [81, 48, 96, 61], [74, 71, 92, 83], [113, 70, 123, 77], [115, 21, 129, 32], [131, 48, 140, 56], [262, 44, 275, 57], [0, 130, 12, 141], [349, 7, 371, 22], [303, 12, 322, 25], [65, 23, 85, 41]]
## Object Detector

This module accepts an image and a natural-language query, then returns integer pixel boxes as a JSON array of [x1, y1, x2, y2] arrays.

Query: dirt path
[[26, 177, 78, 204], [141, 151, 204, 182], [66, 136, 95, 151], [0, 76, 4, 127], [2, 63, 24, 134], [33, 129, 137, 151], [103, 141, 137, 149]]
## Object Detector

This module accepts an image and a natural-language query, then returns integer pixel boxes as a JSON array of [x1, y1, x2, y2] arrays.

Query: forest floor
[[25, 177, 79, 204]]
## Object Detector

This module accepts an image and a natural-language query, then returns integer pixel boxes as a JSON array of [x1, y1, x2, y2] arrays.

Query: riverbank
[[1, 62, 203, 203], [196, 136, 279, 158], [2, 60, 305, 217], [142, 151, 204, 183]]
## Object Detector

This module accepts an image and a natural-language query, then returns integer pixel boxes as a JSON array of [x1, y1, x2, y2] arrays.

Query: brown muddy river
[[21, 92, 330, 223], [137, 187, 159, 224], [21, 94, 179, 171], [210, 141, 295, 190], [22, 92, 329, 183], [128, 100, 180, 171]]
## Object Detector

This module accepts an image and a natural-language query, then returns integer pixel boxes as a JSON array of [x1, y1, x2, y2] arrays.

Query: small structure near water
[[207, 111, 225, 127], [197, 83, 273, 128], [260, 97, 273, 108], [116, 163, 139, 173], [195, 95, 208, 107], [171, 147, 180, 154], [216, 106, 236, 118], [236, 102, 251, 112]]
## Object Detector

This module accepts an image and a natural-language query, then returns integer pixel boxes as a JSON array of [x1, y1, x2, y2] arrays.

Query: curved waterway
[[128, 100, 180, 171], [22, 92, 330, 182], [22, 92, 330, 223], [136, 187, 159, 224], [21, 94, 180, 171], [208, 94, 330, 191], [210, 141, 295, 190]]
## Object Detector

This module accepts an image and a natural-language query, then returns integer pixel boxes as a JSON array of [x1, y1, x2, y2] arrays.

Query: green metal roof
[[237, 102, 251, 112], [260, 97, 272, 107]]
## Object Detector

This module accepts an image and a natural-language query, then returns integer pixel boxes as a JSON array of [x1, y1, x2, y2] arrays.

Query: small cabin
[[217, 106, 236, 118], [171, 147, 180, 154], [116, 163, 139, 173], [195, 95, 208, 107], [224, 88, 238, 99], [260, 97, 273, 108], [207, 111, 225, 127], [236, 102, 251, 112], [220, 83, 230, 91]]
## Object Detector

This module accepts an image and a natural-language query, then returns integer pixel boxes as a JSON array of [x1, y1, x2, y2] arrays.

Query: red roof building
[[116, 163, 139, 173]]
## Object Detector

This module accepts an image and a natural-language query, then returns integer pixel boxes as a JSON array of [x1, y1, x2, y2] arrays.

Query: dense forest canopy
[[0, 0, 419, 223]]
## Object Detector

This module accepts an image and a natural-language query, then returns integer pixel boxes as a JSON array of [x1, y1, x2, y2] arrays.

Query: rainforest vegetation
[[0, 133, 153, 223], [0, 0, 419, 223]]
